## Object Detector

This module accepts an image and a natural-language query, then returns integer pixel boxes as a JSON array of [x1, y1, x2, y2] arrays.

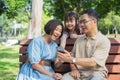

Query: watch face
[[72, 58, 76, 63]]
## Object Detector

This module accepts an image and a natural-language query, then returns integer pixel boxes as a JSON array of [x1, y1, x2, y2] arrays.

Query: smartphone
[[57, 46, 65, 53]]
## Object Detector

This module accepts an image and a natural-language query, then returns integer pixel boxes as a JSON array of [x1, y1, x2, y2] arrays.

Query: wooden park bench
[[19, 38, 120, 80]]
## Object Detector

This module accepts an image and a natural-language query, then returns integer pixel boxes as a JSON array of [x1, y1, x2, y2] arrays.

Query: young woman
[[60, 11, 83, 48], [16, 19, 64, 80]]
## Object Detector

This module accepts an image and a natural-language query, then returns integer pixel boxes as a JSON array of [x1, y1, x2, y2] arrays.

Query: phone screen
[[57, 46, 65, 53]]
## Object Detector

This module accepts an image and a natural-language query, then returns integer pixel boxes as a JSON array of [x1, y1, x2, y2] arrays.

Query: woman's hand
[[52, 73, 62, 80], [70, 69, 80, 79]]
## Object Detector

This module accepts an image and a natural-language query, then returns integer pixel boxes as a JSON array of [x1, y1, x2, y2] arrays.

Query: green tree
[[99, 11, 120, 34], [0, 0, 8, 15], [0, 0, 30, 37], [43, 0, 120, 20], [3, 0, 29, 19]]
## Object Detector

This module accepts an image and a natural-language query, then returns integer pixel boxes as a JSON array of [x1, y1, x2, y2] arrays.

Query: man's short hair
[[81, 9, 99, 21]]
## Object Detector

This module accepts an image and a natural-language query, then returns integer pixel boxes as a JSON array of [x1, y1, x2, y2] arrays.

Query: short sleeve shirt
[[72, 32, 111, 77]]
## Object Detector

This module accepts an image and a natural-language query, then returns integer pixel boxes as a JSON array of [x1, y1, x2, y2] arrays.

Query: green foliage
[[0, 0, 30, 37], [43, 0, 120, 34], [98, 11, 120, 34], [43, 0, 120, 20], [15, 10, 29, 24], [44, 0, 82, 20], [0, 0, 6, 15], [0, 13, 13, 36], [41, 11, 51, 34], [3, 0, 29, 19], [0, 44, 19, 80]]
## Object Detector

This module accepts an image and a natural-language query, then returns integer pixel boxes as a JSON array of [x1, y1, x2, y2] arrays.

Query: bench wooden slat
[[58, 38, 120, 45], [20, 39, 32, 46], [106, 55, 120, 63], [19, 46, 27, 54], [109, 38, 120, 45], [65, 46, 73, 52], [64, 38, 120, 45], [106, 65, 120, 73], [108, 74, 120, 80], [109, 46, 120, 54], [19, 55, 27, 62]]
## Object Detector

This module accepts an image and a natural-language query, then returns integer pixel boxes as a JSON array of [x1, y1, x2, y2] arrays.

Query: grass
[[0, 44, 20, 80]]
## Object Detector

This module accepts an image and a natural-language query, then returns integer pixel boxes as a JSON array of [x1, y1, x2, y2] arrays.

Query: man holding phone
[[57, 9, 110, 80]]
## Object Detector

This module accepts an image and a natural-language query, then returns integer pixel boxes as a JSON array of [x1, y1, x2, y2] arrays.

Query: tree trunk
[[27, 0, 43, 39]]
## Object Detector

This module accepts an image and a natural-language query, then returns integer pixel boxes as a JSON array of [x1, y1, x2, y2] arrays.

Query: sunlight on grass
[[0, 44, 20, 80], [106, 34, 120, 38]]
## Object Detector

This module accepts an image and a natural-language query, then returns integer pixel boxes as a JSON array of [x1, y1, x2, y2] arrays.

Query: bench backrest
[[19, 38, 120, 80]]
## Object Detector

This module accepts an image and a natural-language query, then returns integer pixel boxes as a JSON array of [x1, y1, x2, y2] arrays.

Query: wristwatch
[[72, 57, 76, 63]]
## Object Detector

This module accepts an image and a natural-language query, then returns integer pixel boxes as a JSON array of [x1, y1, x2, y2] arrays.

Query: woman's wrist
[[49, 73, 54, 78]]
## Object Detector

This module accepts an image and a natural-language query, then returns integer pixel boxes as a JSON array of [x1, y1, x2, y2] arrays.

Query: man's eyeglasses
[[79, 19, 94, 24]]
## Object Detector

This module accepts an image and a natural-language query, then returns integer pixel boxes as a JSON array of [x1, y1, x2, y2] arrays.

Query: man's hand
[[70, 69, 80, 79], [57, 50, 72, 63], [52, 73, 62, 80]]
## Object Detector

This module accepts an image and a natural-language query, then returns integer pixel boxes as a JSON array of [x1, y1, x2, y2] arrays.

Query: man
[[57, 9, 111, 80]]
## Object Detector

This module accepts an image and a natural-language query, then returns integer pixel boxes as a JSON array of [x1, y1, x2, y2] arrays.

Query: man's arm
[[57, 51, 97, 67]]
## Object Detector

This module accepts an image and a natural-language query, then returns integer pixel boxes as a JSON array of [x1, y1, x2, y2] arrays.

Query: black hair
[[44, 19, 64, 38], [64, 11, 80, 35], [80, 9, 99, 22]]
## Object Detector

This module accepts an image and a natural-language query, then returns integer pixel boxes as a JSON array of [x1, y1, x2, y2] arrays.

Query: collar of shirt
[[83, 32, 101, 40]]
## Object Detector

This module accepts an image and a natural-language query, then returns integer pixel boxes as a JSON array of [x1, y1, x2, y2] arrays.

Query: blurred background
[[0, 0, 120, 80]]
